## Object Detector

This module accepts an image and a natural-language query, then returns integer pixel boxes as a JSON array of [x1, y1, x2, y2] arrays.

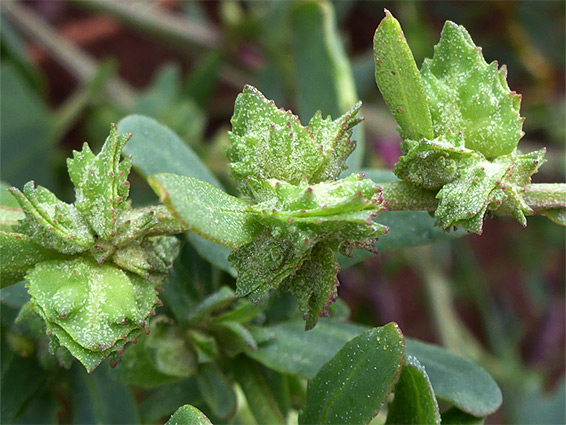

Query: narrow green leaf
[[196, 363, 237, 420], [247, 319, 368, 379], [299, 323, 404, 425], [405, 339, 502, 417], [166, 404, 213, 425], [145, 321, 198, 378], [188, 286, 235, 324], [385, 355, 440, 425], [148, 173, 259, 249], [118, 114, 221, 188], [114, 333, 183, 389], [12, 391, 59, 424], [210, 321, 258, 357], [234, 357, 286, 425], [0, 231, 67, 288], [373, 10, 433, 141], [247, 319, 500, 419], [291, 0, 365, 170]]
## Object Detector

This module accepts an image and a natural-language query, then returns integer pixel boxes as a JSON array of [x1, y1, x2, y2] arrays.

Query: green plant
[[1, 7, 564, 425]]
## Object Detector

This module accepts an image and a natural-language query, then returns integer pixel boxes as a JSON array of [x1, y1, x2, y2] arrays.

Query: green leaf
[[148, 173, 259, 248], [234, 357, 286, 425], [227, 85, 362, 199], [1, 64, 55, 188], [196, 363, 237, 420], [299, 323, 404, 425], [247, 319, 500, 418], [247, 319, 368, 379], [405, 338, 502, 417], [420, 21, 523, 159], [0, 231, 67, 288], [506, 379, 565, 425], [188, 286, 235, 324], [209, 320, 258, 357], [71, 365, 139, 424], [385, 355, 440, 425], [118, 114, 221, 188], [9, 182, 94, 255], [441, 408, 485, 425], [135, 65, 182, 117], [67, 124, 132, 240], [291, 0, 365, 171], [373, 10, 434, 141], [166, 404, 213, 425], [26, 257, 159, 372]]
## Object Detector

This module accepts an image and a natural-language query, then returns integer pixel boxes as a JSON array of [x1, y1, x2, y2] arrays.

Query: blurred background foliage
[[1, 1, 564, 424]]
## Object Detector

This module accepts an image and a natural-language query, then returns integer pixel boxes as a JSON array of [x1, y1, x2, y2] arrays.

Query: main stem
[[380, 181, 566, 212], [146, 182, 565, 236]]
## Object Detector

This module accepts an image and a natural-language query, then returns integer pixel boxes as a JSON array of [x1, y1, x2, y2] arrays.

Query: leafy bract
[[3, 126, 180, 371], [26, 257, 158, 372], [385, 355, 440, 425], [227, 85, 361, 200], [373, 12, 546, 233], [67, 125, 131, 240], [420, 21, 524, 159], [150, 86, 385, 330], [396, 136, 545, 232], [228, 173, 388, 329]]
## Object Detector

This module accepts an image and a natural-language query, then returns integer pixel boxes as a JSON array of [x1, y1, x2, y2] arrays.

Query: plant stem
[[522, 183, 566, 212], [380, 181, 566, 214], [1, 0, 136, 109]]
